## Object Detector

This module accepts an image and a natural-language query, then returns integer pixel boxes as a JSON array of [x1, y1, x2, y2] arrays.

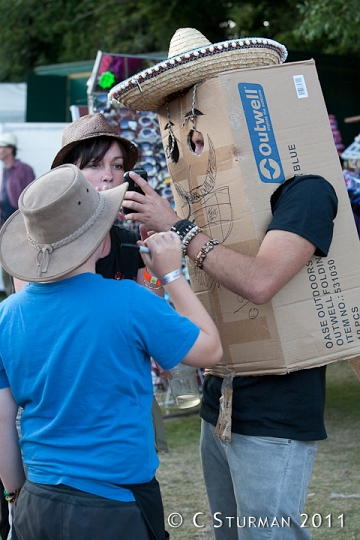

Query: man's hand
[[122, 171, 179, 231]]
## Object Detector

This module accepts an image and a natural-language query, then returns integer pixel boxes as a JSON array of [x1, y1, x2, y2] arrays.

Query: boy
[[0, 164, 222, 540]]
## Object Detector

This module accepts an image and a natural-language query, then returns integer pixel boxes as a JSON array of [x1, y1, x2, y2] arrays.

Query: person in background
[[0, 133, 35, 297], [0, 164, 222, 540]]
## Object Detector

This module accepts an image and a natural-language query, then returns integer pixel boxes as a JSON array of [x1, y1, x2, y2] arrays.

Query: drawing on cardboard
[[174, 134, 234, 243]]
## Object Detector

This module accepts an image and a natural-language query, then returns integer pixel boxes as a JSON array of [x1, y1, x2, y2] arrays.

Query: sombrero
[[109, 27, 288, 111]]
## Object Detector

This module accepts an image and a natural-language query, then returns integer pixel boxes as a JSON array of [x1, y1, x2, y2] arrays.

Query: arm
[[141, 232, 223, 367], [136, 224, 164, 297], [0, 388, 26, 493], [181, 229, 316, 304], [122, 172, 316, 304]]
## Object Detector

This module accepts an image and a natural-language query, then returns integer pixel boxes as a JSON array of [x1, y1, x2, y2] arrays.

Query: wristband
[[4, 487, 21, 504], [170, 219, 196, 240], [143, 280, 162, 290], [181, 224, 202, 256], [159, 268, 184, 286], [144, 267, 161, 288], [195, 239, 220, 269]]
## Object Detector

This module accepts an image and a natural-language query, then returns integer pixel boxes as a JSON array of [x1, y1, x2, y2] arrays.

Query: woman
[[53, 113, 147, 285], [15, 113, 164, 295]]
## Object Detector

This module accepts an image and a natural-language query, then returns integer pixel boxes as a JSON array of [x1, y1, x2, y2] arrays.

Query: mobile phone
[[123, 169, 148, 215]]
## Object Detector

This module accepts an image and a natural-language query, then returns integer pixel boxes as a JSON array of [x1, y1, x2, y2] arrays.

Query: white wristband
[[159, 268, 184, 286]]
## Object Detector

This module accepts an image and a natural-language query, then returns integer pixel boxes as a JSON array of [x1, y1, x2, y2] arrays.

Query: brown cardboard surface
[[349, 358, 360, 380], [158, 60, 360, 376]]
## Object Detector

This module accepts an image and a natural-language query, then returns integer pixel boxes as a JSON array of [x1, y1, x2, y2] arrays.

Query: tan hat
[[51, 113, 138, 169], [0, 164, 128, 282], [109, 27, 288, 111], [0, 132, 17, 148]]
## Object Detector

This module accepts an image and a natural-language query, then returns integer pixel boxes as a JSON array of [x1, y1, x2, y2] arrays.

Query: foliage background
[[1, 0, 360, 82]]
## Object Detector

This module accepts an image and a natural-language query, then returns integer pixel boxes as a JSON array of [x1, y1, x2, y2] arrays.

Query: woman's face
[[77, 141, 125, 191]]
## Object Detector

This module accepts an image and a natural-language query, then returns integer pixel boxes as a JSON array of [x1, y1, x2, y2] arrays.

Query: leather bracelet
[[144, 267, 161, 288], [170, 219, 195, 240], [195, 239, 220, 269], [159, 268, 184, 286], [181, 225, 202, 256], [4, 487, 21, 504]]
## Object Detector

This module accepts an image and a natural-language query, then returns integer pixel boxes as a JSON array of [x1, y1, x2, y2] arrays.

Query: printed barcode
[[293, 75, 308, 98]]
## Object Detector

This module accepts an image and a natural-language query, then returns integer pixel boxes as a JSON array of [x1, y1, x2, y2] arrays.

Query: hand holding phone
[[123, 169, 148, 215]]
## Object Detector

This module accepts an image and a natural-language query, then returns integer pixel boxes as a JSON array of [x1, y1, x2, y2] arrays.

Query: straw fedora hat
[[51, 113, 138, 169], [0, 164, 128, 282], [109, 27, 288, 111]]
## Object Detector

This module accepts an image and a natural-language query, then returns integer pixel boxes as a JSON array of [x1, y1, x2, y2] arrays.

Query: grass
[[157, 361, 360, 540]]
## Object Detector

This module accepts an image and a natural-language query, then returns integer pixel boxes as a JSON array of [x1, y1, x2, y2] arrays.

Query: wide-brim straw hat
[[51, 113, 138, 169], [0, 164, 128, 282], [109, 27, 288, 111]]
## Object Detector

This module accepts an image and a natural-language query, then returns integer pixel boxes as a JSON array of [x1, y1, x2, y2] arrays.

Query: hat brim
[[51, 134, 138, 170], [0, 182, 128, 282], [109, 38, 288, 111]]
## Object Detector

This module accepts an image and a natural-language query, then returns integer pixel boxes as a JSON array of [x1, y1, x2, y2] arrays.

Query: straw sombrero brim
[[0, 182, 128, 282], [51, 133, 138, 170], [109, 37, 288, 111]]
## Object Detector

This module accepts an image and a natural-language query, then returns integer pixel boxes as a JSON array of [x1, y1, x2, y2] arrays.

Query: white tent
[[0, 83, 27, 123], [0, 121, 69, 291]]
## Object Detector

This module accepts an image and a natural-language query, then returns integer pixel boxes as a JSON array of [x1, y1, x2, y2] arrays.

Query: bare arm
[[123, 172, 316, 304], [183, 229, 316, 304], [141, 232, 223, 367], [0, 388, 26, 493]]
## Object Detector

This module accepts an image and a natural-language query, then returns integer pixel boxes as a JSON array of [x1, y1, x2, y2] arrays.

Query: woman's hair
[[61, 136, 128, 170]]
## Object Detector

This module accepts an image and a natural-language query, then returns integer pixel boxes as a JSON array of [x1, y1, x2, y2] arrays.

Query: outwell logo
[[238, 83, 285, 184]]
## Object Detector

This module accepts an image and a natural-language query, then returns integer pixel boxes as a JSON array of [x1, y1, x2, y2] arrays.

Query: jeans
[[200, 420, 316, 540]]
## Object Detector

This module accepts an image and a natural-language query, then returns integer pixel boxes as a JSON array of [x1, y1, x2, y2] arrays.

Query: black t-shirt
[[95, 225, 145, 281], [200, 174, 338, 441]]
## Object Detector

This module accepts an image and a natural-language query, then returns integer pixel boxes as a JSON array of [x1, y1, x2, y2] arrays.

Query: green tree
[[295, 0, 360, 55], [0, 0, 359, 82]]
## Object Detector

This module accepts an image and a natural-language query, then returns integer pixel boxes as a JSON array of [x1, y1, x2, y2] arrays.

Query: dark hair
[[61, 137, 128, 170]]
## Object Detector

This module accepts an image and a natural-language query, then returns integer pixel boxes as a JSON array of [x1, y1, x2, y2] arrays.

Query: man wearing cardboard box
[[109, 28, 338, 539]]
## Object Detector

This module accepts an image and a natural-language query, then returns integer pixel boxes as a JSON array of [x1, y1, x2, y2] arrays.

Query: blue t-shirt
[[0, 273, 199, 501]]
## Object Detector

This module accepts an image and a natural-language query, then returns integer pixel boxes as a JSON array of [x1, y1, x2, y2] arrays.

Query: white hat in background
[[0, 132, 17, 148]]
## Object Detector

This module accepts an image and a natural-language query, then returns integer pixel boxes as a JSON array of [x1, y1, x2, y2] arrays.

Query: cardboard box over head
[[157, 59, 360, 377]]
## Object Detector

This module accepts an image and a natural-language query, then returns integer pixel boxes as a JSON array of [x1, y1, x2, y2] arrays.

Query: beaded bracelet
[[181, 224, 202, 256], [144, 267, 162, 289], [4, 487, 21, 504], [195, 239, 220, 269], [170, 219, 196, 241], [159, 268, 184, 286]]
